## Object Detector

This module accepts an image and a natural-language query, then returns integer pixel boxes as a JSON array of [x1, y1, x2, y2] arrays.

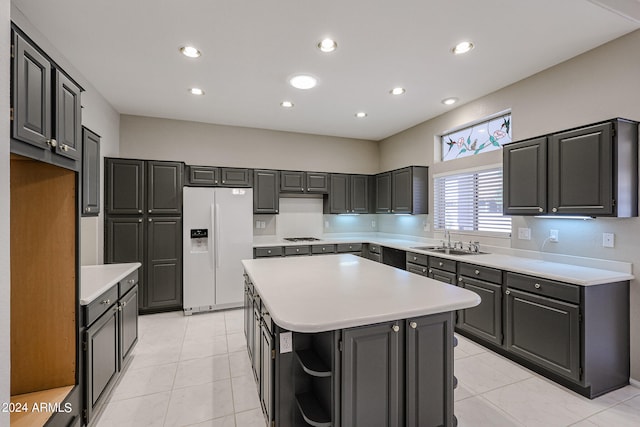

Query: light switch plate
[[603, 232, 615, 248], [549, 229, 559, 242], [280, 332, 293, 353]]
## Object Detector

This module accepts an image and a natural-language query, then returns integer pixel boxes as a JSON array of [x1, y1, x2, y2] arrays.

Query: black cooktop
[[283, 237, 321, 242]]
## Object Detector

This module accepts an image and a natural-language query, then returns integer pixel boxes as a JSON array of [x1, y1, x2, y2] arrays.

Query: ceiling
[[12, 0, 640, 141]]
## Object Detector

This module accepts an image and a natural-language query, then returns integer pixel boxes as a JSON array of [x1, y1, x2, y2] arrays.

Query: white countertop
[[253, 234, 633, 286], [242, 254, 481, 333], [80, 263, 142, 305]]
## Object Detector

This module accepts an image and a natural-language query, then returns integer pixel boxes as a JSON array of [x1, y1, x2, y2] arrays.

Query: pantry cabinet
[[503, 118, 638, 217], [11, 27, 83, 171], [105, 158, 184, 313]]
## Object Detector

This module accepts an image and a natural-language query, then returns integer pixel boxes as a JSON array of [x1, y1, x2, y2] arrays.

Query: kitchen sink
[[411, 246, 488, 255]]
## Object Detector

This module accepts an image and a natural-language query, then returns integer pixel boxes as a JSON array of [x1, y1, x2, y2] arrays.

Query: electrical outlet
[[549, 229, 559, 242], [603, 232, 615, 248], [255, 220, 261, 229], [517, 227, 531, 240], [371, 220, 376, 229], [324, 221, 329, 228], [279, 331, 293, 353]]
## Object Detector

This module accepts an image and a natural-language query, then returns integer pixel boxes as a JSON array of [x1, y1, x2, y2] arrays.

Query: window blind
[[434, 167, 511, 234]]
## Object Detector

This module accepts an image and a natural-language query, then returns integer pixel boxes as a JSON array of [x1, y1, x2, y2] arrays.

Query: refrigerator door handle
[[215, 203, 221, 269]]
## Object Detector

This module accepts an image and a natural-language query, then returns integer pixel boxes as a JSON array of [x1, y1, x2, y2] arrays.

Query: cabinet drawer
[[284, 245, 310, 256], [254, 246, 283, 258], [406, 252, 428, 267], [506, 272, 580, 304], [85, 286, 118, 327], [337, 243, 362, 253], [118, 269, 139, 297], [407, 263, 429, 277], [428, 256, 456, 273], [368, 244, 381, 254], [312, 244, 336, 254], [459, 263, 502, 284]]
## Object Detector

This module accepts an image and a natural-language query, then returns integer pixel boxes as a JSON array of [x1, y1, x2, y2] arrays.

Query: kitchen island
[[242, 254, 480, 427]]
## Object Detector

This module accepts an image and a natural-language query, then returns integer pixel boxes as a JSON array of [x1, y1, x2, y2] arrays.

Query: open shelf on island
[[296, 349, 331, 377], [296, 392, 331, 427]]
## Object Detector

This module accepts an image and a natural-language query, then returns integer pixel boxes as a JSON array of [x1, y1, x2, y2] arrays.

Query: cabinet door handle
[[422, 268, 426, 273], [148, 218, 152, 222], [474, 269, 480, 275], [438, 262, 443, 267], [61, 144, 69, 152], [148, 209, 152, 213], [534, 283, 541, 289], [128, 279, 135, 284], [101, 299, 111, 305], [138, 209, 142, 213], [538, 207, 543, 213], [296, 248, 299, 253], [46, 138, 57, 147], [552, 208, 558, 213], [458, 277, 462, 282], [138, 218, 142, 223], [505, 290, 511, 295], [413, 256, 417, 261], [428, 269, 432, 274], [410, 321, 417, 329], [85, 207, 90, 213], [392, 325, 400, 332]]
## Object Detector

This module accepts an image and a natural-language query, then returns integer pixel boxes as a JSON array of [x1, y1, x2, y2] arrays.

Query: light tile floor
[[95, 309, 640, 427]]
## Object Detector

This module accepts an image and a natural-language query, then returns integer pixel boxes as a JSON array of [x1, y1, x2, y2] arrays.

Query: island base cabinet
[[342, 322, 403, 427]]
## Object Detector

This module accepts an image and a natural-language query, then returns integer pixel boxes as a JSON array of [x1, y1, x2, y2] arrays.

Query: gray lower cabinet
[[254, 169, 279, 214], [457, 263, 503, 346], [505, 287, 580, 381], [82, 127, 101, 216], [84, 276, 139, 425], [146, 217, 182, 310], [284, 245, 310, 256]]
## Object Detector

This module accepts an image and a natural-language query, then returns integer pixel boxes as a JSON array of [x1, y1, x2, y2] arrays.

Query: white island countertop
[[242, 254, 480, 333], [80, 263, 142, 305]]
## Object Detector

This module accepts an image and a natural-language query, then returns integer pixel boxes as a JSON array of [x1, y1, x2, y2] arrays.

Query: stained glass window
[[441, 113, 512, 161]]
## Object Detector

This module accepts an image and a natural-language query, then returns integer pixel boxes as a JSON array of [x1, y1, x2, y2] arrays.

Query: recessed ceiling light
[[280, 101, 294, 108], [452, 41, 474, 55], [180, 46, 201, 58], [442, 97, 458, 105], [318, 38, 338, 53], [355, 112, 367, 118], [390, 87, 406, 95], [189, 87, 205, 95], [289, 74, 317, 90]]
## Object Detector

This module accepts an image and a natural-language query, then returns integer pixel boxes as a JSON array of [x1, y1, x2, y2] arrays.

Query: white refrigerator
[[183, 186, 253, 315]]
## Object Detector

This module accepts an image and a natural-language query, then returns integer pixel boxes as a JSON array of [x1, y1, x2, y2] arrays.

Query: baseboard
[[630, 378, 640, 388]]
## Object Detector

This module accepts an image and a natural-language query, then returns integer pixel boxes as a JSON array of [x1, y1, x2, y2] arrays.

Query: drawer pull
[[534, 283, 541, 289], [438, 262, 443, 267], [101, 299, 111, 305], [296, 248, 299, 252], [458, 277, 462, 282], [505, 290, 511, 295], [413, 256, 417, 261], [422, 268, 427, 273], [267, 250, 272, 254], [128, 279, 135, 284], [474, 269, 480, 275], [428, 269, 433, 274]]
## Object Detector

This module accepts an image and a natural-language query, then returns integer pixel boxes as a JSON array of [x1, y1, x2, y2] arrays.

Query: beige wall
[[119, 115, 379, 175], [380, 29, 640, 381], [1, 0, 10, 421]]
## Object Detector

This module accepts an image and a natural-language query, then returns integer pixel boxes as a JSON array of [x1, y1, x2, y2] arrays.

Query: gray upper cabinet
[[82, 127, 101, 216], [54, 70, 82, 161], [11, 28, 83, 170], [12, 31, 51, 150], [375, 172, 391, 213], [376, 167, 428, 214], [325, 173, 371, 214], [280, 170, 329, 193], [254, 169, 279, 214], [503, 118, 638, 217], [503, 136, 547, 215], [147, 161, 183, 215], [186, 165, 219, 186], [220, 167, 252, 187]]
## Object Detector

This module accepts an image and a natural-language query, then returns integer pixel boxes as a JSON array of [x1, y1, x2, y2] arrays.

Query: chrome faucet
[[443, 230, 451, 248]]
